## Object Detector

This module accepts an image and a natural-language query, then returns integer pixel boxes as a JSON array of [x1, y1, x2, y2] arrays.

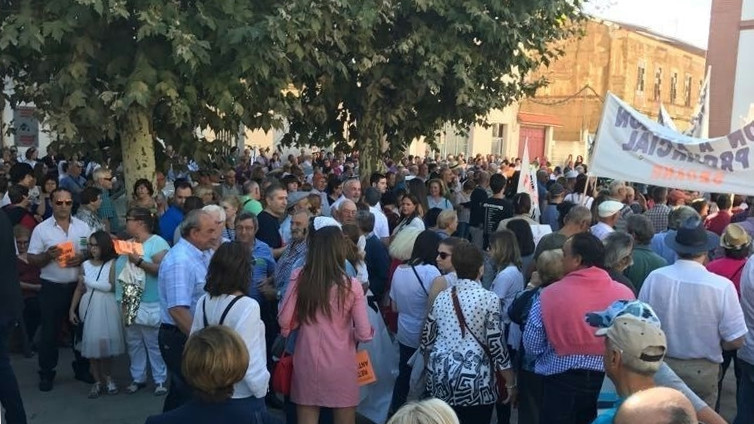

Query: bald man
[[614, 387, 695, 424]]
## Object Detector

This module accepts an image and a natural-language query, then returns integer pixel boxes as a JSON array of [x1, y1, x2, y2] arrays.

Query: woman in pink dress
[[278, 225, 374, 424]]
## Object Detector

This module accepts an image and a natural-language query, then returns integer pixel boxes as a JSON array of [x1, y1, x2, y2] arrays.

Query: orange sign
[[114, 240, 144, 256], [56, 241, 75, 267], [356, 350, 376, 386]]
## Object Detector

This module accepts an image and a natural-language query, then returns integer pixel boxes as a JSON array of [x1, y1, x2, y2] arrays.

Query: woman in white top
[[488, 230, 525, 347], [190, 241, 269, 413], [389, 230, 441, 413], [69, 230, 125, 398], [564, 173, 594, 210], [392, 193, 425, 237], [427, 179, 453, 211]]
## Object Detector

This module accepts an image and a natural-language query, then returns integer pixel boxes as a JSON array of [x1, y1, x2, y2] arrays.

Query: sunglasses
[[437, 252, 452, 259], [55, 200, 73, 206]]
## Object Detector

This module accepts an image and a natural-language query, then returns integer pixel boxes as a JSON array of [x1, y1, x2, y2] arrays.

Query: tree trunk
[[357, 119, 384, 183], [120, 107, 156, 200]]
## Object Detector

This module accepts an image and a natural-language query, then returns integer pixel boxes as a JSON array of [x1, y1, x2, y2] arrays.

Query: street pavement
[[4, 347, 740, 424]]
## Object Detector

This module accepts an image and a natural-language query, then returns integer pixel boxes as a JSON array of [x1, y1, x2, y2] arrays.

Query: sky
[[583, 0, 712, 49]]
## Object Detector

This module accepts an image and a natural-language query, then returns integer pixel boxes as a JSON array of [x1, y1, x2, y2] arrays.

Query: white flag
[[516, 138, 540, 222], [658, 104, 677, 131], [685, 66, 710, 139]]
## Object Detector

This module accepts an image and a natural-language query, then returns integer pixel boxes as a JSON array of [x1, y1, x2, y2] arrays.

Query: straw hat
[[721, 223, 752, 250]]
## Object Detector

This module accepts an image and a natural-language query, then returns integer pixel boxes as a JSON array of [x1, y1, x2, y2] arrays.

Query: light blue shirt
[[650, 231, 678, 264], [158, 238, 211, 325], [115, 234, 170, 303]]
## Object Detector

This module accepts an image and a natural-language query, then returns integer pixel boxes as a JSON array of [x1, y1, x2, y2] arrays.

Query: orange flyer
[[356, 350, 377, 386], [56, 241, 74, 267], [114, 240, 144, 255]]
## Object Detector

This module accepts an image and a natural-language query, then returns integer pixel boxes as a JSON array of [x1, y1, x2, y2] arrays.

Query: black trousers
[[159, 324, 190, 412], [37, 280, 88, 378], [0, 321, 27, 424], [451, 403, 494, 424]]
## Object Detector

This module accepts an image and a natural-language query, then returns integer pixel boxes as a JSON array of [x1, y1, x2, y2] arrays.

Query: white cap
[[598, 200, 624, 218], [565, 170, 579, 179]]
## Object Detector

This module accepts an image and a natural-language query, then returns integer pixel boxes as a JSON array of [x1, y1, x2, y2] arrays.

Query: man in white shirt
[[26, 188, 94, 391], [591, 200, 623, 241], [364, 187, 390, 245], [639, 217, 747, 408]]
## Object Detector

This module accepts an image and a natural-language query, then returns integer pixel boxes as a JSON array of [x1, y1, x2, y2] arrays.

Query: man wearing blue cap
[[639, 217, 747, 408]]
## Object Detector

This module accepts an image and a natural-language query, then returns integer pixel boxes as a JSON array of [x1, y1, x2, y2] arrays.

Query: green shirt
[[624, 244, 667, 293], [114, 234, 170, 303], [240, 195, 263, 216]]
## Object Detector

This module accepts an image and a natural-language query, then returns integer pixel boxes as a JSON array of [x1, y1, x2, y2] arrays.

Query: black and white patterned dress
[[421, 278, 511, 406]]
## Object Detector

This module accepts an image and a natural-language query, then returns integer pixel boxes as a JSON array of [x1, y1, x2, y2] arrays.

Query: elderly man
[[364, 187, 390, 244], [92, 167, 120, 234], [256, 184, 288, 259], [159, 180, 193, 245], [58, 161, 86, 207], [234, 212, 276, 304], [535, 205, 592, 260], [219, 169, 240, 198], [591, 200, 623, 241], [26, 188, 94, 391], [609, 181, 634, 233], [335, 198, 358, 225], [624, 215, 667, 292], [280, 191, 310, 245], [157, 210, 219, 411], [274, 210, 310, 303], [240, 180, 263, 215], [330, 178, 362, 214], [649, 206, 699, 265], [640, 217, 747, 408], [614, 387, 695, 424], [588, 300, 667, 423], [523, 233, 634, 424]]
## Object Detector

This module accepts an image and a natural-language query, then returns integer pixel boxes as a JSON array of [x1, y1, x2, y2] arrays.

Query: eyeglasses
[[55, 200, 73, 206], [437, 252, 452, 259]]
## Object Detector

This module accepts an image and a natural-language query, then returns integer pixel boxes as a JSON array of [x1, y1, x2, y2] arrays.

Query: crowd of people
[[1, 145, 754, 424]]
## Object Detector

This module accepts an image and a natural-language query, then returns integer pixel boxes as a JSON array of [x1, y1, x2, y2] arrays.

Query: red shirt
[[705, 210, 732, 236], [707, 257, 747, 297]]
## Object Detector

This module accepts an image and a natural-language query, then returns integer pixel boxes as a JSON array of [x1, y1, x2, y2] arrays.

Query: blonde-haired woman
[[508, 248, 565, 424], [388, 399, 459, 424], [144, 326, 253, 424], [427, 179, 453, 211]]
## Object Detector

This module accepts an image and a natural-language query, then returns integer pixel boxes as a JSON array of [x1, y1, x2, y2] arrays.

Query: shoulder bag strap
[[451, 287, 494, 363], [202, 298, 209, 328], [83, 263, 106, 322], [219, 295, 245, 326], [411, 265, 429, 296]]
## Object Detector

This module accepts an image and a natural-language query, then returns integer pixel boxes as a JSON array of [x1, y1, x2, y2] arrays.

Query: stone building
[[518, 19, 707, 163]]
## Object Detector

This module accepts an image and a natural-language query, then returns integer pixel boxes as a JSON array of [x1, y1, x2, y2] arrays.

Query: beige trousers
[[664, 356, 721, 408]]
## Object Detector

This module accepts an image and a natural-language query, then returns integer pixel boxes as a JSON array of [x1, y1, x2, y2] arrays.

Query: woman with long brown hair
[[278, 225, 373, 424]]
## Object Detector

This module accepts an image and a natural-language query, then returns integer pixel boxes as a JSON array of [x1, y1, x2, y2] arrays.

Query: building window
[[684, 75, 692, 107], [439, 123, 470, 158], [491, 123, 505, 156], [670, 72, 678, 104], [654, 67, 662, 101], [636, 64, 645, 93]]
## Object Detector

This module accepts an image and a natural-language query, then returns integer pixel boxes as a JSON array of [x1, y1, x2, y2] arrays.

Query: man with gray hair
[[588, 300, 667, 424], [625, 214, 667, 292], [330, 178, 361, 214], [649, 206, 700, 264], [240, 180, 263, 215], [603, 232, 637, 294], [334, 198, 357, 225], [157, 209, 219, 411], [534, 205, 592, 261]]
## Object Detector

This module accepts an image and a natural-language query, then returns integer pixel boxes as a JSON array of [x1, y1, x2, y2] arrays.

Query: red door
[[518, 126, 545, 159]]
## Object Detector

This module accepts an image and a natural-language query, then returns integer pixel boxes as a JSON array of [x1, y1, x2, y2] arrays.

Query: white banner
[[517, 139, 541, 221], [589, 92, 754, 195], [658, 104, 677, 131]]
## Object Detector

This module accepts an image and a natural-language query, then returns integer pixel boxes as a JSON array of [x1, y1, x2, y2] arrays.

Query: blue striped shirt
[[522, 297, 604, 375], [158, 238, 212, 325]]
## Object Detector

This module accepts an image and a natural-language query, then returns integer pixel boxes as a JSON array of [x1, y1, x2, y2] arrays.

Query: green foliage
[[1, 0, 584, 174]]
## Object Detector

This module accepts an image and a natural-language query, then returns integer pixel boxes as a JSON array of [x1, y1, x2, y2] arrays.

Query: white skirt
[[79, 289, 126, 358]]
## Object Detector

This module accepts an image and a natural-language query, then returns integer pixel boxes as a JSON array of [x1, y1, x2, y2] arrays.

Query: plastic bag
[[357, 302, 399, 424]]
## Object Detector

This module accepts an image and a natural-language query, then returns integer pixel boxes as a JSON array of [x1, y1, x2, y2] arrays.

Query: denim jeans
[[0, 321, 27, 424], [390, 343, 417, 413], [540, 369, 605, 424], [734, 359, 754, 424], [159, 324, 190, 412]]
